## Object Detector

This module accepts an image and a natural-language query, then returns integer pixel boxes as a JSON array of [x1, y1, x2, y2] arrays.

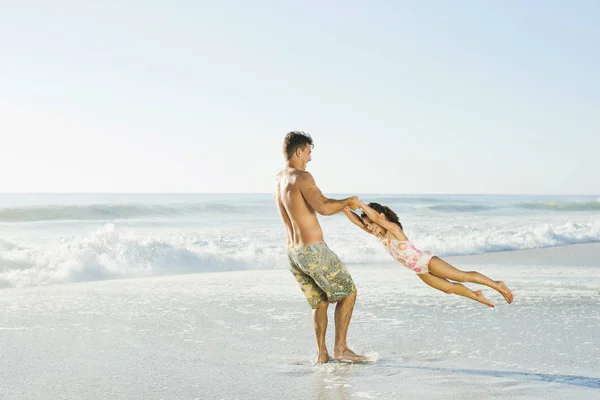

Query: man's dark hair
[[283, 131, 313, 160]]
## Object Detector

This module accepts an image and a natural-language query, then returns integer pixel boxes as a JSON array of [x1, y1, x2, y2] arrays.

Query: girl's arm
[[359, 201, 405, 238], [343, 206, 372, 235]]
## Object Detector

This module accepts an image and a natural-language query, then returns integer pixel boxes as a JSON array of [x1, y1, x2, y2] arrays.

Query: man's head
[[283, 131, 313, 166]]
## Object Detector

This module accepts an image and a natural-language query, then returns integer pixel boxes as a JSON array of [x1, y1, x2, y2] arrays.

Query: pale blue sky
[[1, 1, 598, 194]]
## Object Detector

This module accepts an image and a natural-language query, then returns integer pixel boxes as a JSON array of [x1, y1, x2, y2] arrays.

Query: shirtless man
[[275, 131, 365, 364]]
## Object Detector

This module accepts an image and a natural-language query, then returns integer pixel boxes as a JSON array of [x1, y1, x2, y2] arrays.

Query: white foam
[[2, 215, 600, 288], [323, 216, 600, 260], [0, 223, 280, 288]]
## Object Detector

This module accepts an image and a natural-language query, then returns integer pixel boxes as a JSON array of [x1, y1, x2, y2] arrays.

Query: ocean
[[1, 193, 599, 288], [0, 194, 600, 287], [1, 194, 600, 399]]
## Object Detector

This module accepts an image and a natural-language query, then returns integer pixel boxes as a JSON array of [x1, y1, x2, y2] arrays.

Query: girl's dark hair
[[361, 202, 403, 230]]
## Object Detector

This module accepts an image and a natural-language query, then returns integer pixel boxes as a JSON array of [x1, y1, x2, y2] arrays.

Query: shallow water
[[1, 247, 599, 399]]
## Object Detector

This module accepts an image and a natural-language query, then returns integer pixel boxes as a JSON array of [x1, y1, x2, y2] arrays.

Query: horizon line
[[1, 192, 599, 196]]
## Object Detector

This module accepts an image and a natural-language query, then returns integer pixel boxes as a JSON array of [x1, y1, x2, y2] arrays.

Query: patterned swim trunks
[[287, 242, 357, 309]]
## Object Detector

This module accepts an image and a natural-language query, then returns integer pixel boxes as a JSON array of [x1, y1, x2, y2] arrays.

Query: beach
[[1, 242, 599, 399], [3, 0, 599, 397]]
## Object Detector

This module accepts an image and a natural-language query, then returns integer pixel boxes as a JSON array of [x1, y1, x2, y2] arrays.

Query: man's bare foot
[[496, 281, 514, 303], [474, 290, 495, 308], [315, 352, 332, 364], [334, 348, 367, 363]]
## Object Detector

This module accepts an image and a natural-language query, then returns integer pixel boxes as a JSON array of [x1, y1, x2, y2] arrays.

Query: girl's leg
[[418, 273, 494, 307], [427, 257, 514, 303]]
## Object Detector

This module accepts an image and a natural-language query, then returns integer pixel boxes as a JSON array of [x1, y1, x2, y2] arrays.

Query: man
[[274, 131, 366, 364]]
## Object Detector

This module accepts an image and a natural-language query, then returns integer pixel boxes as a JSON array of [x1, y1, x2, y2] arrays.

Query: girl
[[343, 201, 513, 307]]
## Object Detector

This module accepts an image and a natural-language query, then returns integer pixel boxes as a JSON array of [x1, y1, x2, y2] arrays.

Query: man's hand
[[346, 196, 362, 211]]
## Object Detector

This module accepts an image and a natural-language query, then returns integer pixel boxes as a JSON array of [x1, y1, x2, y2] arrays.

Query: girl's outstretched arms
[[359, 201, 405, 238], [343, 206, 372, 234]]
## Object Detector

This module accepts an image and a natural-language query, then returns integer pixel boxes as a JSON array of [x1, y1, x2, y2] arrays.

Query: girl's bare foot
[[496, 281, 514, 303], [474, 290, 495, 308]]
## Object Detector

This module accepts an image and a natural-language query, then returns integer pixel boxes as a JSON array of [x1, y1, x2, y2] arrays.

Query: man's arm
[[299, 172, 358, 216]]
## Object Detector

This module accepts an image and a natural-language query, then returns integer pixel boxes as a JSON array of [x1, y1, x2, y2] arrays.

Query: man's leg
[[313, 300, 330, 364], [297, 243, 365, 362], [287, 252, 331, 364], [308, 244, 365, 362], [333, 292, 365, 361]]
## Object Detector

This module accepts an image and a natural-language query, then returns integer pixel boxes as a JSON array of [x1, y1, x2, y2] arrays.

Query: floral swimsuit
[[382, 236, 433, 274]]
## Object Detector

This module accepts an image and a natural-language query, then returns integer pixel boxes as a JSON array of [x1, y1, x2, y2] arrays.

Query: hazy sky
[[1, 1, 598, 194]]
